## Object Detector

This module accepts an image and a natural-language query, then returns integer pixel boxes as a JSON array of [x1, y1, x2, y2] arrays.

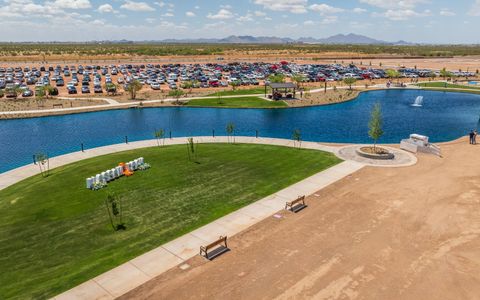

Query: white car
[[150, 82, 161, 90]]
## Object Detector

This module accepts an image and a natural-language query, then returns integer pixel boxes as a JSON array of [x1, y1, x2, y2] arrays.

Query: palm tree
[[125, 80, 142, 100], [44, 85, 55, 98]]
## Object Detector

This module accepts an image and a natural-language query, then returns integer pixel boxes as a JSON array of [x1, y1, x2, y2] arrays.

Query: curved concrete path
[[0, 137, 416, 299]]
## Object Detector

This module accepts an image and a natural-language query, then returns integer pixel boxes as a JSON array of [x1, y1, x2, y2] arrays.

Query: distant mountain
[[109, 34, 411, 45], [315, 33, 388, 44]]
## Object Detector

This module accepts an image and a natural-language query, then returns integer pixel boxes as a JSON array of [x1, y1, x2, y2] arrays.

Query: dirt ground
[[120, 137, 480, 300], [2, 52, 480, 72], [285, 89, 361, 107]]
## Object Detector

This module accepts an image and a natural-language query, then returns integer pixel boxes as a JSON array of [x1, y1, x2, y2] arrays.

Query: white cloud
[[120, 0, 155, 12], [254, 10, 266, 17], [98, 4, 114, 13], [237, 13, 254, 22], [207, 8, 234, 19], [91, 19, 104, 25], [53, 0, 91, 9], [309, 4, 344, 15], [146, 18, 155, 24], [353, 7, 367, 14], [253, 0, 308, 14], [303, 20, 314, 25], [321, 15, 338, 24], [469, 0, 480, 16], [383, 9, 430, 20], [0, 0, 64, 18], [185, 11, 195, 17], [439, 9, 455, 16], [161, 12, 173, 17], [360, 0, 428, 9]]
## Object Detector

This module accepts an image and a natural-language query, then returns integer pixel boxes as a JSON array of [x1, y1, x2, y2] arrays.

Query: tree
[[7, 85, 22, 99], [229, 80, 240, 91], [291, 74, 306, 89], [292, 129, 302, 149], [44, 85, 55, 98], [226, 122, 235, 143], [35, 86, 47, 107], [105, 194, 125, 231], [268, 74, 285, 83], [343, 77, 357, 90], [216, 90, 224, 104], [386, 69, 400, 83], [429, 71, 437, 81], [181, 80, 194, 95], [168, 89, 185, 105], [125, 80, 142, 100], [440, 68, 453, 80], [186, 137, 198, 162], [368, 103, 384, 153], [154, 129, 165, 146], [105, 83, 117, 96], [34, 152, 50, 177]]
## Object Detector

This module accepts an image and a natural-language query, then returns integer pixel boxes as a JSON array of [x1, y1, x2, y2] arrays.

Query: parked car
[[81, 86, 90, 94], [22, 89, 33, 97], [94, 85, 102, 93], [67, 86, 77, 94], [150, 82, 161, 90]]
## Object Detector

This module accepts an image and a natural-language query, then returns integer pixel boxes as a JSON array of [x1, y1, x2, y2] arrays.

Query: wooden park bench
[[285, 195, 307, 213], [200, 236, 228, 260]]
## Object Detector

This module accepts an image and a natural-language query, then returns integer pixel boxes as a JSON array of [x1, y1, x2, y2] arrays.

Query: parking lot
[[0, 61, 475, 99]]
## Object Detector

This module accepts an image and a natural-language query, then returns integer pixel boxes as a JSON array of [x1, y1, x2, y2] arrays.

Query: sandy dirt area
[[120, 138, 480, 300], [285, 89, 361, 107]]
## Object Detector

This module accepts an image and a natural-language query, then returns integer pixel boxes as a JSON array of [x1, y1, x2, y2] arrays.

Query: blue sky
[[0, 0, 479, 43]]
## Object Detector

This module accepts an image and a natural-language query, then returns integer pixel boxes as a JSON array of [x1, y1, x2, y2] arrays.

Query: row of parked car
[[0, 62, 465, 98]]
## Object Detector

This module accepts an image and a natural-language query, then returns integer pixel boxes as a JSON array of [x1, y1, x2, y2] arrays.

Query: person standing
[[469, 130, 474, 144], [474, 130, 478, 145]]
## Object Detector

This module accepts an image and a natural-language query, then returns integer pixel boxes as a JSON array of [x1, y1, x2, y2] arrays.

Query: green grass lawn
[[416, 82, 480, 90], [187, 96, 287, 108], [206, 87, 266, 97], [0, 143, 341, 299]]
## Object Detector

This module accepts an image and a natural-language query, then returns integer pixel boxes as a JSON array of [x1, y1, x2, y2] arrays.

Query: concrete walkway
[[0, 137, 413, 299], [0, 84, 383, 117]]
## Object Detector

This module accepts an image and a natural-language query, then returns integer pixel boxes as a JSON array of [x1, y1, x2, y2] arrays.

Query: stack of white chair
[[86, 157, 147, 189]]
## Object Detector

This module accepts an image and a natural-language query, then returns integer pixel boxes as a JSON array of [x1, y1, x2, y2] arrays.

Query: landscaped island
[[0, 143, 341, 299]]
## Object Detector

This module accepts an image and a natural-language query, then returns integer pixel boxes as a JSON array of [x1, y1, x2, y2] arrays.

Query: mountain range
[[154, 34, 411, 45]]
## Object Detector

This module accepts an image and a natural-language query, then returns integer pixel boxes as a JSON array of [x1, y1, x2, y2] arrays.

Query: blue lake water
[[1, 89, 480, 173]]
